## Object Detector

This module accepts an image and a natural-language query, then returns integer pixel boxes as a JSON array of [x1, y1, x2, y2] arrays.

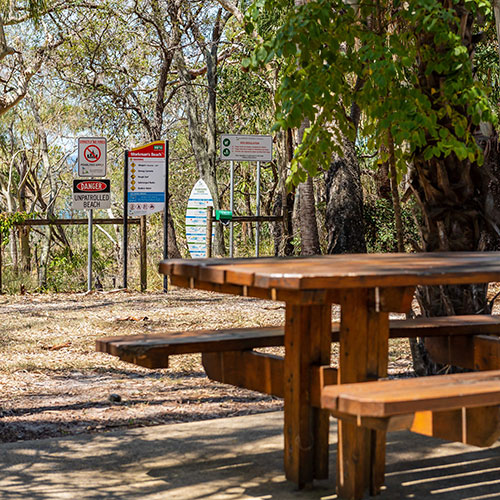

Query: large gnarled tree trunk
[[409, 2, 500, 373]]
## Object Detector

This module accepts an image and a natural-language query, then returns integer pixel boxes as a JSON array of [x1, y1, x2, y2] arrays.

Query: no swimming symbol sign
[[78, 137, 107, 177]]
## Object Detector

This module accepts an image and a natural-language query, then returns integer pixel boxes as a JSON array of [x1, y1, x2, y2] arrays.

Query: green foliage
[[246, 0, 497, 188], [474, 23, 500, 108], [0, 212, 34, 244], [42, 244, 115, 292], [45, 248, 86, 292], [364, 198, 420, 253]]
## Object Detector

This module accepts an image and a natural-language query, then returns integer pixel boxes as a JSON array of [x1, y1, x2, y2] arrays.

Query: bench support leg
[[284, 303, 332, 487], [337, 288, 390, 500]]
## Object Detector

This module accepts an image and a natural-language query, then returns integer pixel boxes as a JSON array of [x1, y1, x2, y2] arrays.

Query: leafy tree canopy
[[245, 0, 497, 187]]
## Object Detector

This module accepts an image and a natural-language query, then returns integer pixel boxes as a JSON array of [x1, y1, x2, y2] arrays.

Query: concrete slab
[[1, 411, 500, 499]]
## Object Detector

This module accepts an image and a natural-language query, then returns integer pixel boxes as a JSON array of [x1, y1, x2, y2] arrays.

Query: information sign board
[[73, 179, 111, 210], [220, 134, 272, 162], [78, 137, 107, 177], [185, 179, 214, 258], [127, 141, 166, 217]]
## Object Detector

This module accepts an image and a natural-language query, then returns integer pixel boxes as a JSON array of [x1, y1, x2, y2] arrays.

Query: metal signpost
[[220, 134, 272, 257], [123, 141, 168, 291], [76, 137, 108, 292]]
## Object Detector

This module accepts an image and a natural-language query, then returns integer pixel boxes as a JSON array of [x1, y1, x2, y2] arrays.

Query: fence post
[[140, 215, 147, 292], [206, 206, 213, 258]]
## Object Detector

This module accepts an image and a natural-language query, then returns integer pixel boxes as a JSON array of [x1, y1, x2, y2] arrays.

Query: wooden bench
[[97, 314, 500, 399], [97, 314, 500, 496], [96, 314, 500, 368], [320, 369, 500, 450]]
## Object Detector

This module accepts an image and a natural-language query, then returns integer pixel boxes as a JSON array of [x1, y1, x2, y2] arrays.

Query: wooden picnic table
[[159, 252, 500, 500]]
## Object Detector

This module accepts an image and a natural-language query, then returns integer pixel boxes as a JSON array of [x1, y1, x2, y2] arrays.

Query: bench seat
[[321, 369, 500, 418], [96, 314, 500, 369], [96, 326, 284, 368]]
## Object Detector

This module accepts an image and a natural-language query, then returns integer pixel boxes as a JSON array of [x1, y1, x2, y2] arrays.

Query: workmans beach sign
[[127, 141, 166, 217], [73, 179, 111, 210]]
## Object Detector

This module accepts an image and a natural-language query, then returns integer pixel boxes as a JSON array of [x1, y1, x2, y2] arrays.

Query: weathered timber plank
[[310, 366, 338, 408], [14, 218, 140, 226], [97, 316, 500, 371], [327, 410, 415, 432], [96, 326, 285, 368], [159, 252, 500, 290], [284, 304, 331, 487], [367, 299, 390, 495], [474, 335, 500, 370], [425, 333, 500, 371], [322, 370, 500, 418], [377, 287, 415, 313], [201, 350, 284, 397], [337, 288, 388, 500]]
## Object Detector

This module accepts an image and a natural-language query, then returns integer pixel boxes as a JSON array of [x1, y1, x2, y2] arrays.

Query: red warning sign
[[83, 145, 101, 163]]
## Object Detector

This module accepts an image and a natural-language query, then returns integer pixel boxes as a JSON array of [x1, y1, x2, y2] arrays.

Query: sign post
[[163, 141, 169, 292], [230, 161, 234, 258], [123, 151, 129, 289], [124, 141, 167, 291], [220, 134, 272, 257], [256, 161, 261, 257], [72, 178, 111, 292], [77, 137, 107, 292]]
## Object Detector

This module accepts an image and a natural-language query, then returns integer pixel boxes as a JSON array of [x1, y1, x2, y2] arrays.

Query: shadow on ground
[[1, 411, 500, 499]]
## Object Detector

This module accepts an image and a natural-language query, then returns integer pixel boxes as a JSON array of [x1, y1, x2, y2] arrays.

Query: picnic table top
[[159, 251, 500, 290]]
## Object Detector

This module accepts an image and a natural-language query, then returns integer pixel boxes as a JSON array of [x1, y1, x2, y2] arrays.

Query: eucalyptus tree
[[0, 0, 71, 116], [226, 0, 366, 255], [170, 0, 233, 255], [52, 0, 185, 258], [0, 84, 77, 282]]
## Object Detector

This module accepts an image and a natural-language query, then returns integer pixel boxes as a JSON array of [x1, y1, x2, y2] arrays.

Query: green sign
[[215, 210, 233, 221]]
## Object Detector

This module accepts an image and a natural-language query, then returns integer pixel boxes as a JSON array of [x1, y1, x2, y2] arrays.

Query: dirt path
[[0, 288, 413, 442]]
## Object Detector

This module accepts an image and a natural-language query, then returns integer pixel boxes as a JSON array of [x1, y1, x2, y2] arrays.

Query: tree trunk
[[298, 176, 320, 255], [374, 158, 391, 201], [296, 119, 320, 255], [18, 152, 31, 272], [388, 132, 404, 252], [408, 2, 498, 373], [38, 227, 52, 289], [173, 11, 226, 256], [9, 227, 18, 273], [167, 208, 181, 259], [272, 130, 295, 256], [325, 138, 366, 254]]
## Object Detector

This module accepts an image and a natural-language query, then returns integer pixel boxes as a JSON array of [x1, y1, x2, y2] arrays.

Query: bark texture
[[325, 139, 366, 254], [408, 2, 500, 373]]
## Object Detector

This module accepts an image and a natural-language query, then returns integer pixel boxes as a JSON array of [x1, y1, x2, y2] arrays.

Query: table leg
[[284, 303, 332, 487], [337, 289, 389, 500]]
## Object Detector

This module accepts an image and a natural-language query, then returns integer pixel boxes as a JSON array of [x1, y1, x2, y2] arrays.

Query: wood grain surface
[[159, 252, 500, 290], [322, 370, 500, 417]]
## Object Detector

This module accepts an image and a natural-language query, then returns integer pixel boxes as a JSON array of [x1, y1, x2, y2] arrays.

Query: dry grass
[[0, 287, 416, 442]]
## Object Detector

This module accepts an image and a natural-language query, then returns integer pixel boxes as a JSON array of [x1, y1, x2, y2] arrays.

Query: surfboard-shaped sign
[[186, 179, 214, 258]]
